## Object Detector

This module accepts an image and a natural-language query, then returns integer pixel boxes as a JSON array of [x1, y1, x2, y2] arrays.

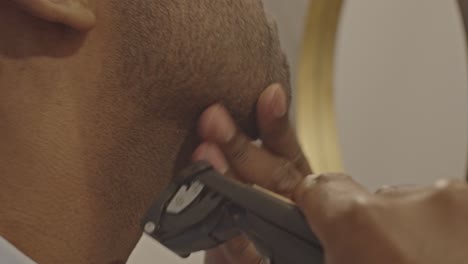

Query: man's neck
[[0, 117, 195, 263], [0, 26, 200, 260], [0, 178, 141, 263]]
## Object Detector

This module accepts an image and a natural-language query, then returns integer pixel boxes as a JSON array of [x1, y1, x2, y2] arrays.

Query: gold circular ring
[[296, 1, 468, 174]]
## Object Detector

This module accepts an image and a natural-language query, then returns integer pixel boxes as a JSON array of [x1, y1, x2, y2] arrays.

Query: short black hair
[[106, 0, 291, 133]]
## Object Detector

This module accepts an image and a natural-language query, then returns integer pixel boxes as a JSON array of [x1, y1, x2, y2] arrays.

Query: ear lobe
[[11, 0, 96, 31]]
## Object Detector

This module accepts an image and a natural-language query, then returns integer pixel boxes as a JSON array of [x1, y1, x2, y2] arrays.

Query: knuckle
[[430, 179, 468, 204], [434, 178, 454, 190], [291, 151, 309, 171], [227, 238, 265, 264], [296, 173, 367, 221], [312, 173, 330, 185], [314, 173, 351, 185], [297, 173, 352, 197], [227, 237, 250, 256], [227, 133, 250, 165], [330, 195, 376, 227], [270, 160, 302, 195]]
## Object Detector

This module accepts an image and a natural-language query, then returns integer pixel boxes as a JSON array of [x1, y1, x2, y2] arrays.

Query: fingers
[[204, 248, 230, 264], [192, 142, 230, 175], [293, 173, 370, 241], [196, 83, 312, 195], [257, 84, 312, 176], [221, 235, 266, 264], [192, 149, 264, 264], [193, 139, 302, 197], [205, 237, 265, 264], [198, 105, 304, 196]]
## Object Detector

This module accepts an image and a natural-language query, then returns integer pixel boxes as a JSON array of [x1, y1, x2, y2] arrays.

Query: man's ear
[[11, 0, 96, 31]]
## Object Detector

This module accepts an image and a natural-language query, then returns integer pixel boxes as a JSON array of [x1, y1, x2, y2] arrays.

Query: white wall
[[129, 1, 468, 263], [335, 0, 468, 189]]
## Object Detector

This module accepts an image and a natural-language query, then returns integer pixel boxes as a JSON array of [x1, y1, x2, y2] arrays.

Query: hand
[[194, 83, 311, 264], [194, 84, 468, 264]]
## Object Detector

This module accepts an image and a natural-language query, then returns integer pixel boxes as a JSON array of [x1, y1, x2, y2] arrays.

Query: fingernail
[[192, 144, 208, 161], [205, 144, 229, 174], [267, 84, 287, 118], [206, 104, 236, 143], [193, 143, 228, 174]]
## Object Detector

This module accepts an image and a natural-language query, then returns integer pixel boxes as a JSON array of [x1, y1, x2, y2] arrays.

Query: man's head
[[0, 0, 290, 262]]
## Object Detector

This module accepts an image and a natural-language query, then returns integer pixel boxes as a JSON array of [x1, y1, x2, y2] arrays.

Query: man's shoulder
[[0, 237, 36, 264]]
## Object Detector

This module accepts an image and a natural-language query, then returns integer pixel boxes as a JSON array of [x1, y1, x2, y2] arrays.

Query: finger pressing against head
[[257, 84, 312, 175], [193, 142, 230, 175], [197, 105, 304, 196]]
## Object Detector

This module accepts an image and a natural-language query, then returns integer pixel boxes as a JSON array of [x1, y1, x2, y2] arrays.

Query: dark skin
[[9, 0, 464, 262], [198, 84, 468, 264], [0, 0, 289, 263]]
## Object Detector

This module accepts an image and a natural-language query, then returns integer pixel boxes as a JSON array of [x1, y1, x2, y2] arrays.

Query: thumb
[[293, 173, 370, 244]]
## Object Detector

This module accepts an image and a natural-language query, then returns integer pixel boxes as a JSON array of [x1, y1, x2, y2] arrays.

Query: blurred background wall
[[335, 0, 467, 189], [128, 1, 468, 263]]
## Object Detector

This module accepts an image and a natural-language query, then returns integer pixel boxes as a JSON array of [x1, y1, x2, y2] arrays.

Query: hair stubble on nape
[[105, 0, 291, 112], [96, 0, 292, 182], [97, 0, 292, 185]]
